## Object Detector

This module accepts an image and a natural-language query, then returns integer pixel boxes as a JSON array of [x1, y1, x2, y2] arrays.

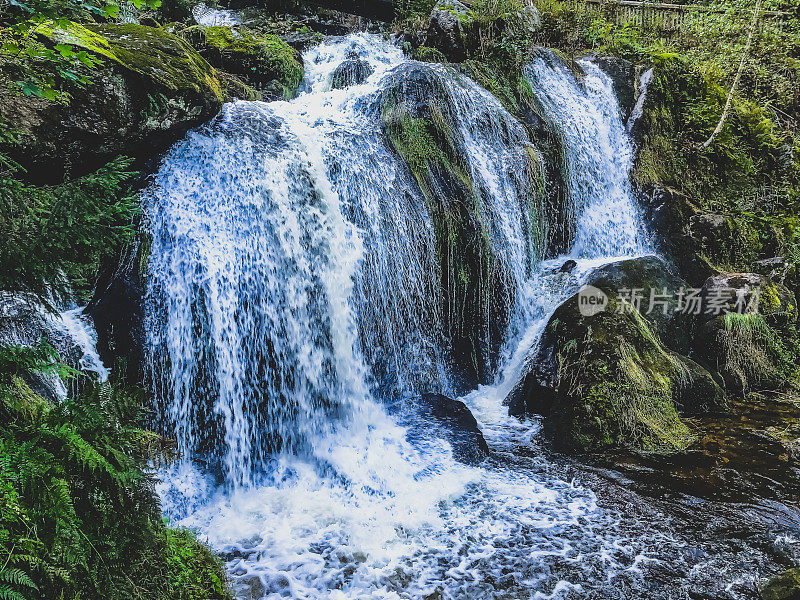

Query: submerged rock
[[187, 25, 304, 99], [393, 393, 490, 465], [330, 58, 373, 89], [0, 22, 245, 183]]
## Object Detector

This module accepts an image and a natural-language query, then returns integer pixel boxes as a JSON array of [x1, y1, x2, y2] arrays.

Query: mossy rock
[[330, 58, 372, 89], [187, 25, 303, 99], [694, 273, 799, 394], [379, 62, 543, 391], [0, 22, 246, 183], [587, 255, 695, 355], [508, 288, 725, 453], [760, 568, 800, 600]]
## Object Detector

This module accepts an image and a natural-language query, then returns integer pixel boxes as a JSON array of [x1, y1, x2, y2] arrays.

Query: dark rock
[[330, 58, 373, 89], [754, 257, 797, 289], [425, 0, 470, 62], [86, 238, 148, 383], [637, 186, 714, 286], [559, 259, 577, 273], [592, 55, 636, 121], [0, 23, 239, 184], [506, 280, 725, 453], [586, 255, 695, 355], [760, 568, 800, 600], [393, 393, 489, 465], [302, 0, 396, 21]]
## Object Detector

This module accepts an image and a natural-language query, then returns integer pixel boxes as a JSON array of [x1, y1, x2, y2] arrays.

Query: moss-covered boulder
[[0, 22, 249, 183], [379, 62, 544, 391], [587, 255, 696, 355], [507, 274, 725, 453], [187, 25, 303, 99], [330, 58, 372, 89], [694, 273, 799, 394]]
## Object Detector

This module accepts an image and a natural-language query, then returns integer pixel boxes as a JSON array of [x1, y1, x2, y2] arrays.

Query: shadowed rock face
[[506, 256, 725, 453], [391, 393, 490, 465], [0, 23, 236, 184]]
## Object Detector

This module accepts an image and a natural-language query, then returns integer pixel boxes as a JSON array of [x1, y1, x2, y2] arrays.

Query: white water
[[148, 35, 658, 599]]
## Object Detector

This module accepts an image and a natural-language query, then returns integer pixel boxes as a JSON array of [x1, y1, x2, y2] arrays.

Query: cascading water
[[147, 34, 668, 599]]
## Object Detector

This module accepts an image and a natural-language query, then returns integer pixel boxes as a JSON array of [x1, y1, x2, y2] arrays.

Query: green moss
[[188, 26, 303, 99], [547, 295, 725, 452], [760, 568, 800, 600], [37, 21, 227, 100], [413, 46, 449, 63], [718, 312, 799, 392]]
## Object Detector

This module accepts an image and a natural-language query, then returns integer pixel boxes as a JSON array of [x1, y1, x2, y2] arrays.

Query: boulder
[[380, 62, 541, 392], [698, 273, 797, 328], [507, 283, 725, 453], [693, 273, 797, 394], [425, 0, 471, 62], [330, 58, 373, 89], [186, 26, 304, 99], [586, 255, 695, 355], [0, 22, 247, 183], [760, 568, 800, 600], [393, 393, 490, 465]]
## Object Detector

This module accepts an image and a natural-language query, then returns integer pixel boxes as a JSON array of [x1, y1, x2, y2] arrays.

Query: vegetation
[[0, 360, 231, 600], [0, 152, 137, 302]]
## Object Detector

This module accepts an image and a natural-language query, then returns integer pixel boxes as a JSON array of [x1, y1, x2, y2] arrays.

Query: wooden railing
[[565, 0, 791, 31]]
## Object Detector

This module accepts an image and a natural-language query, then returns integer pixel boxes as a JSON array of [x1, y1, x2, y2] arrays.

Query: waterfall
[[524, 52, 651, 259], [147, 34, 660, 599]]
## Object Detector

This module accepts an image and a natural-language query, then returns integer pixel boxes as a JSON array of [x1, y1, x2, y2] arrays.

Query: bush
[[0, 361, 232, 600]]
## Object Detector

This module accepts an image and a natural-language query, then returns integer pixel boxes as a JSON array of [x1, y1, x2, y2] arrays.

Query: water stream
[[146, 34, 660, 599]]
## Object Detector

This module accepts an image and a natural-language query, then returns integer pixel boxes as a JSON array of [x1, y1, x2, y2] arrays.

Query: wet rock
[[86, 238, 148, 382], [592, 55, 636, 121], [187, 26, 303, 99], [0, 22, 241, 184], [380, 62, 539, 391], [425, 0, 471, 62], [693, 274, 797, 394], [330, 58, 373, 89], [636, 186, 715, 286], [559, 259, 577, 273], [507, 283, 725, 453], [393, 393, 490, 465], [760, 568, 800, 600], [586, 255, 695, 355]]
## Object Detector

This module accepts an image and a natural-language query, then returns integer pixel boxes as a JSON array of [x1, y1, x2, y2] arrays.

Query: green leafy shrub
[[0, 359, 232, 600], [0, 153, 138, 302]]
